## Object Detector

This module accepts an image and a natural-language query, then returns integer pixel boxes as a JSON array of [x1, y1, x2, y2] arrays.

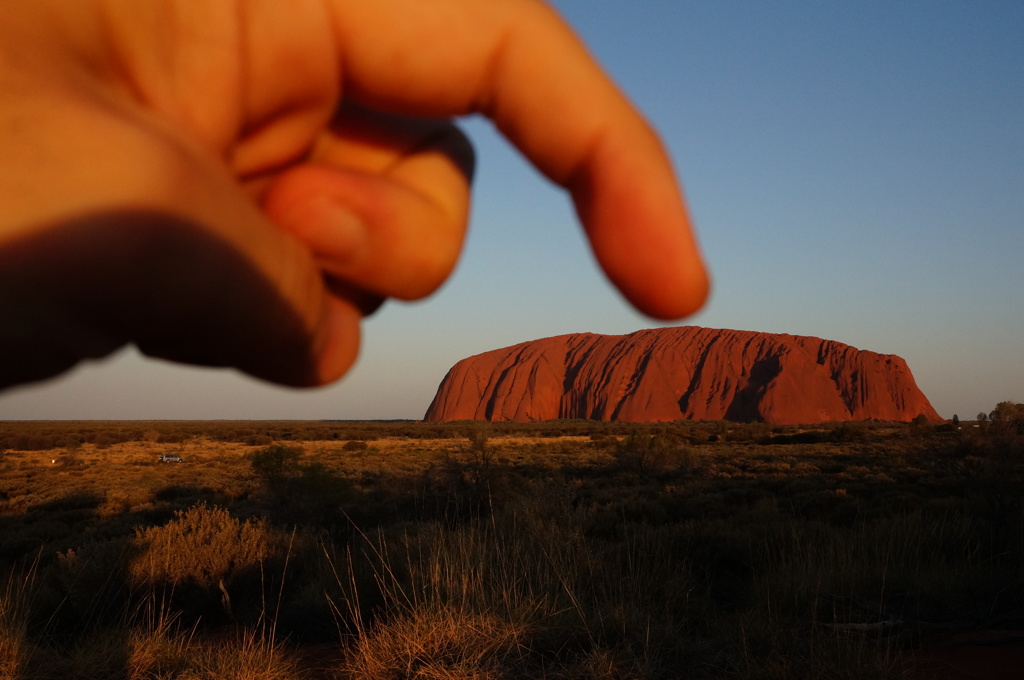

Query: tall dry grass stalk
[[0, 563, 35, 680]]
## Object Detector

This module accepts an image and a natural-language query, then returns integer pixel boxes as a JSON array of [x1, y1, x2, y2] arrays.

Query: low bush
[[248, 444, 354, 525], [130, 503, 272, 589], [249, 443, 303, 483], [612, 431, 700, 473]]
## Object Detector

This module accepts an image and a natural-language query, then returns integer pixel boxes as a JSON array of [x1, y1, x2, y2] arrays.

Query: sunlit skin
[[0, 0, 709, 389]]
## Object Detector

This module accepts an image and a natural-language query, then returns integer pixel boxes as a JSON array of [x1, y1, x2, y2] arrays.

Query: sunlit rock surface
[[424, 327, 940, 424]]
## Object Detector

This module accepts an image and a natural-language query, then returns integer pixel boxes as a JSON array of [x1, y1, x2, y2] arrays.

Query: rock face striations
[[424, 327, 940, 425]]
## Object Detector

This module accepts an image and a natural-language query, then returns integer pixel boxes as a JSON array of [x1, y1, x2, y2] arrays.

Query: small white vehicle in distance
[[159, 454, 183, 464]]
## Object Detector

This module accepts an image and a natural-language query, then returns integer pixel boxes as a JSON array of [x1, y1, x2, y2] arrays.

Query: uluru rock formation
[[424, 327, 940, 425]]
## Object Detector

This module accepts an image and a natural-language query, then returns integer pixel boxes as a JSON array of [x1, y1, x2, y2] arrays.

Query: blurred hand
[[0, 0, 708, 390]]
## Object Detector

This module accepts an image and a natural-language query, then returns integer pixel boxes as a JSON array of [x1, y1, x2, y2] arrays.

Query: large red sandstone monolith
[[423, 327, 940, 425]]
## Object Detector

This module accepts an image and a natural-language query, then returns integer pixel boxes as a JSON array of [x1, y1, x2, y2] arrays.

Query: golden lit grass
[[343, 608, 531, 680], [1, 435, 602, 512], [129, 504, 272, 588], [0, 440, 263, 526]]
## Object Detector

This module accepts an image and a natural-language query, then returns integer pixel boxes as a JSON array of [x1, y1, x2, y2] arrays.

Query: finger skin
[[328, 0, 710, 318], [263, 105, 476, 300]]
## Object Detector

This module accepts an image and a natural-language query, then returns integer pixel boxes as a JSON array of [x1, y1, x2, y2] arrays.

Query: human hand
[[0, 0, 708, 390]]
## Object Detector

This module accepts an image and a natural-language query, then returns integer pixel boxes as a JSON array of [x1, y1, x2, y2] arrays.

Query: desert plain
[[1, 416, 1023, 679]]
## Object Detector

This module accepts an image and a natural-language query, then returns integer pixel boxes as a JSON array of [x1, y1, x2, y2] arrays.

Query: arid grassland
[[1, 416, 1023, 679]]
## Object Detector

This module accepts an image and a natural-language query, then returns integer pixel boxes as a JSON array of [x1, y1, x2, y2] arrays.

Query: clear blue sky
[[2, 0, 1021, 421]]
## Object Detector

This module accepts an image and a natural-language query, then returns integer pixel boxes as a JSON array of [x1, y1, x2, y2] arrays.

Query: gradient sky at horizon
[[2, 0, 1021, 421]]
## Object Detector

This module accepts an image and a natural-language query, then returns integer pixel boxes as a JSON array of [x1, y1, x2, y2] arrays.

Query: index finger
[[329, 0, 709, 319]]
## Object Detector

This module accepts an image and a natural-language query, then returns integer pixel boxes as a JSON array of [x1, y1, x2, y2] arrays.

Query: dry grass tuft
[[343, 607, 531, 680], [189, 627, 306, 680]]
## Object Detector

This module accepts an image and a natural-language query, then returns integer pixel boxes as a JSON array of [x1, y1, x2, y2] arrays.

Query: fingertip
[[647, 265, 711, 321], [312, 295, 363, 385], [581, 189, 711, 321], [616, 247, 710, 321]]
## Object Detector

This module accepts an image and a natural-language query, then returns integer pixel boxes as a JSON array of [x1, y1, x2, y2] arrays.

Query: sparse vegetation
[[0, 415, 1021, 678]]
